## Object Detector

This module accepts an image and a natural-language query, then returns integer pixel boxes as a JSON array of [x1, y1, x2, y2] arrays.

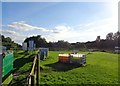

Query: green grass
[[40, 51, 118, 85], [11, 50, 36, 85]]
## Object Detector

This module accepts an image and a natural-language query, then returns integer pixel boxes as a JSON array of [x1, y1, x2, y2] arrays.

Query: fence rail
[[27, 53, 40, 86]]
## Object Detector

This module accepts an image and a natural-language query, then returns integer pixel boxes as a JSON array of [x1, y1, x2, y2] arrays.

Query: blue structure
[[28, 40, 35, 51], [40, 48, 48, 60]]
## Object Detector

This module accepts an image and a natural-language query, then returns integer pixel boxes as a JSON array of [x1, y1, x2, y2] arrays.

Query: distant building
[[0, 46, 7, 54], [40, 48, 49, 60], [22, 40, 36, 51], [28, 40, 35, 51], [114, 46, 120, 53], [96, 36, 101, 42], [22, 42, 27, 51]]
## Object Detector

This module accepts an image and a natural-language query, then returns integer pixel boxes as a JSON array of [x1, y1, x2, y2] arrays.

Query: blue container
[[40, 48, 48, 60]]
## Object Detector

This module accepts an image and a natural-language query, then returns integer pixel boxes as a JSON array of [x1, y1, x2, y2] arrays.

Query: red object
[[59, 56, 70, 63]]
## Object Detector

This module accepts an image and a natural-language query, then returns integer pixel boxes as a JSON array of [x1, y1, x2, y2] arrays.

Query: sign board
[[2, 53, 14, 77], [22, 42, 27, 51]]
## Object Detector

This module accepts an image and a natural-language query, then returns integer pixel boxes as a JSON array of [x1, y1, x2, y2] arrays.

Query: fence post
[[36, 54, 40, 86], [31, 75, 35, 86]]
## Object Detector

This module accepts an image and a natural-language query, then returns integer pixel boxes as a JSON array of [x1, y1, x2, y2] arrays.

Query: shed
[[28, 40, 35, 51], [40, 48, 49, 60], [22, 42, 27, 51]]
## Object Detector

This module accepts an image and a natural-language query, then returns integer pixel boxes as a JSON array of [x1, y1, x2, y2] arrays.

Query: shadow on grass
[[13, 54, 35, 74], [44, 62, 82, 72], [17, 51, 29, 56], [11, 76, 28, 86]]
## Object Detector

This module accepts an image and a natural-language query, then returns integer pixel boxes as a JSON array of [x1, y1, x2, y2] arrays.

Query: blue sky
[[2, 2, 110, 27], [1, 1, 118, 45]]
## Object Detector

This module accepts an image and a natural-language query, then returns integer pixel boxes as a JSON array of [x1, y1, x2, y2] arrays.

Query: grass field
[[11, 50, 36, 85], [40, 51, 118, 85], [9, 50, 119, 85]]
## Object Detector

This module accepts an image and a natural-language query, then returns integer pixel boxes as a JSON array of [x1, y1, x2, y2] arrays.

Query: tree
[[1, 34, 21, 50], [24, 35, 47, 48], [106, 32, 113, 40]]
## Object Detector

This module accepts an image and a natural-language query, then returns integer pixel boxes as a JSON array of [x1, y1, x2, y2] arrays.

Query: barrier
[[27, 53, 40, 86]]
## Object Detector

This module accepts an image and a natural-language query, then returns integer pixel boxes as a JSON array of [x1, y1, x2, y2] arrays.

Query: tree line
[[0, 35, 21, 50], [1, 31, 119, 52], [24, 31, 120, 52]]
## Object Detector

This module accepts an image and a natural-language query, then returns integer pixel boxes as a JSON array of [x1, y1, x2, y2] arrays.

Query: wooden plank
[[36, 54, 40, 86], [31, 75, 34, 86], [30, 56, 37, 75], [28, 55, 37, 85]]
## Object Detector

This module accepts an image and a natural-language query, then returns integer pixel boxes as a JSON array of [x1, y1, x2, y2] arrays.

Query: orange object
[[58, 54, 70, 63]]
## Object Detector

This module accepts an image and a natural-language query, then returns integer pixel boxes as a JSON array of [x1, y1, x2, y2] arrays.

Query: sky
[[1, 0, 119, 45]]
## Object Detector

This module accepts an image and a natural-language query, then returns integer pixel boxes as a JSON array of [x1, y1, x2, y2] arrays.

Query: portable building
[[70, 54, 86, 65], [28, 40, 35, 51], [114, 46, 120, 53], [22, 42, 27, 51], [58, 54, 70, 63], [58, 53, 86, 65], [40, 48, 48, 60], [0, 46, 6, 54]]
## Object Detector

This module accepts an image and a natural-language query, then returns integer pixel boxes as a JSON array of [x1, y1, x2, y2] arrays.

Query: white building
[[22, 42, 27, 51], [114, 46, 120, 53], [28, 40, 35, 51]]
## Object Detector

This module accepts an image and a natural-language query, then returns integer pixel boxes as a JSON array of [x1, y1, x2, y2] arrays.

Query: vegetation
[[11, 50, 36, 85], [1, 35, 21, 50], [1, 31, 119, 85], [40, 51, 118, 85], [23, 31, 120, 52], [1, 31, 120, 52]]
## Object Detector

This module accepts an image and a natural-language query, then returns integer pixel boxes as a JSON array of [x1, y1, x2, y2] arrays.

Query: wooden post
[[31, 75, 34, 86], [36, 54, 40, 86]]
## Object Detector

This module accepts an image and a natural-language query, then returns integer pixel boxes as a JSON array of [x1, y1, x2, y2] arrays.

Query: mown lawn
[[40, 51, 118, 85]]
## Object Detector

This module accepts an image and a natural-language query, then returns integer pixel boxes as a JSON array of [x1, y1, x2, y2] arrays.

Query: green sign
[[2, 53, 14, 77]]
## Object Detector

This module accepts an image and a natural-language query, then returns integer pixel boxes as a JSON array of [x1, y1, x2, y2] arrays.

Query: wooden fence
[[27, 53, 40, 86]]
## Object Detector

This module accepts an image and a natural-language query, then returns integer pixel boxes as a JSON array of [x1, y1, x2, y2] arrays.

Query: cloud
[[44, 17, 118, 43], [4, 17, 118, 44], [1, 29, 26, 45], [1, 29, 16, 35], [7, 22, 54, 32], [53, 25, 71, 33], [7, 21, 73, 34], [4, 11, 118, 44], [0, 24, 6, 27]]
